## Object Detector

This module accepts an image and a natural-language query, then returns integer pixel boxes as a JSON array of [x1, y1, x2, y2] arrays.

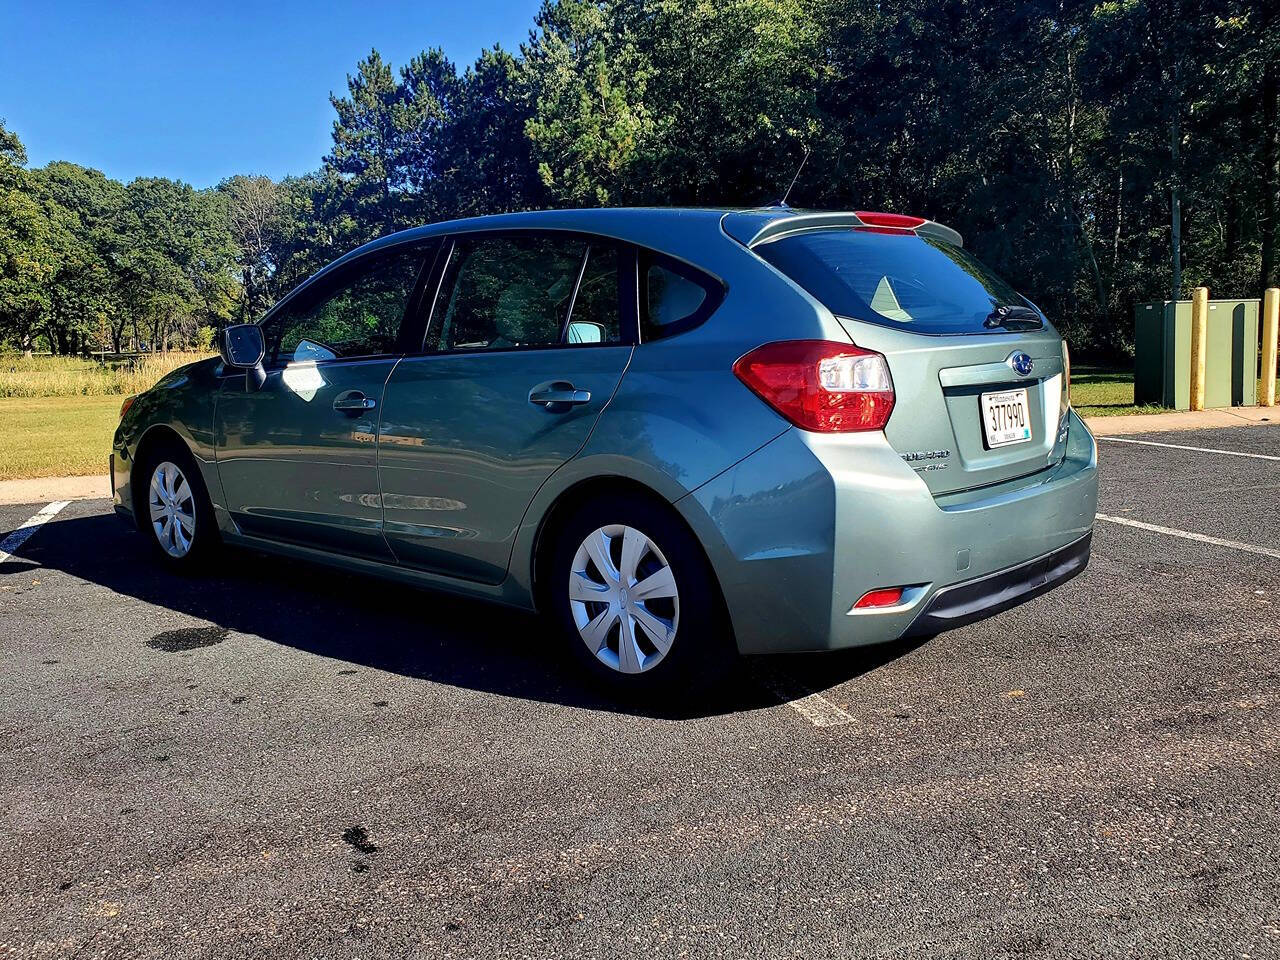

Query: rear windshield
[[754, 229, 1036, 334]]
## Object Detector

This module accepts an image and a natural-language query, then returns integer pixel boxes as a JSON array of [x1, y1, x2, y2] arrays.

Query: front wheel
[[549, 495, 733, 697], [137, 443, 217, 570]]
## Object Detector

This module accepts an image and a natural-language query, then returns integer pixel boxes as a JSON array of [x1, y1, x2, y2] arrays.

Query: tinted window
[[263, 247, 425, 363], [428, 235, 622, 351], [640, 258, 721, 340], [568, 245, 621, 344], [754, 230, 1035, 334]]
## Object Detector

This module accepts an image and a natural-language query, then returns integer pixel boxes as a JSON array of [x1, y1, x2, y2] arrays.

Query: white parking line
[[1096, 513, 1280, 560], [0, 501, 70, 565], [753, 668, 855, 727], [785, 691, 856, 727], [1096, 436, 1280, 461]]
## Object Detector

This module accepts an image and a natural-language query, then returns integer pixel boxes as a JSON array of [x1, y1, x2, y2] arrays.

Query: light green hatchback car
[[112, 207, 1098, 694]]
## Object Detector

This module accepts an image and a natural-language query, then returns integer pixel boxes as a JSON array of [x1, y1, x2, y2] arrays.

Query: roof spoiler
[[722, 209, 963, 248]]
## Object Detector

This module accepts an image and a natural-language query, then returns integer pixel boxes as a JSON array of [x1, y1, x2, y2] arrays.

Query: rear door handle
[[333, 391, 376, 413], [528, 381, 591, 409]]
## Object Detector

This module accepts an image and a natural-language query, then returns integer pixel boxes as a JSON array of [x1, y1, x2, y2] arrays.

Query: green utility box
[[1134, 299, 1259, 409]]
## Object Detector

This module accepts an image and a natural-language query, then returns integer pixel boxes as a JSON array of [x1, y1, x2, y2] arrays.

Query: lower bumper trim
[[903, 530, 1092, 638]]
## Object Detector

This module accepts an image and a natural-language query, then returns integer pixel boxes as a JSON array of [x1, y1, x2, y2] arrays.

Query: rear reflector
[[854, 211, 927, 230], [733, 340, 895, 432], [853, 587, 905, 609]]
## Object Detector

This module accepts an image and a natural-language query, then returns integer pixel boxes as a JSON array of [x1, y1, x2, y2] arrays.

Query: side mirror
[[566, 320, 605, 345], [220, 324, 267, 389]]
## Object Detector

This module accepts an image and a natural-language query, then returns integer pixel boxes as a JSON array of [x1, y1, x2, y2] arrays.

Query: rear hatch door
[[844, 321, 1065, 495], [751, 223, 1066, 495]]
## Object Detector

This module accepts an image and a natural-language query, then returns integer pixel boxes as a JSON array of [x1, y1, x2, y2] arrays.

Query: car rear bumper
[[901, 531, 1091, 638], [680, 408, 1098, 655]]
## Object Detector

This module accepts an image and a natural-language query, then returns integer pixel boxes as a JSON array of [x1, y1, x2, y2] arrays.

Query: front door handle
[[528, 381, 591, 409], [333, 391, 376, 413]]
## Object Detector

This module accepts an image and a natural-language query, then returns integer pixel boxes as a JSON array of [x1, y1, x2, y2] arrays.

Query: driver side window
[[262, 246, 426, 365]]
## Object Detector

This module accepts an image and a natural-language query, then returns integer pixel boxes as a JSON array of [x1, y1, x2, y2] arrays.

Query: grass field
[[1071, 366, 1280, 416], [0, 352, 211, 481], [0, 351, 211, 398], [0, 395, 123, 480], [1070, 367, 1166, 417]]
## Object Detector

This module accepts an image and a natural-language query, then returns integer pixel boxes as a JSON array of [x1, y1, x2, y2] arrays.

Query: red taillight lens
[[119, 395, 137, 420], [733, 340, 895, 433], [854, 211, 926, 230], [854, 587, 905, 609]]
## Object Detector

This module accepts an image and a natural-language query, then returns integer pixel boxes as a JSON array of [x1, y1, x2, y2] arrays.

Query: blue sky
[[1, 0, 542, 187]]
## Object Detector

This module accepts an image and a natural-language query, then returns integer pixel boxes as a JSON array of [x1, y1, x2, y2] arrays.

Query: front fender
[[112, 358, 223, 519]]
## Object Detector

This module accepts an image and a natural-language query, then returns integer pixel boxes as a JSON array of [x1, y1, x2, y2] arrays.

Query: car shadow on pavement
[[6, 510, 928, 720]]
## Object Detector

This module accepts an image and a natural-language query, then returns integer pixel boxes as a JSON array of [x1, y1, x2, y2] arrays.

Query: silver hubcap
[[569, 524, 680, 674], [148, 461, 195, 558]]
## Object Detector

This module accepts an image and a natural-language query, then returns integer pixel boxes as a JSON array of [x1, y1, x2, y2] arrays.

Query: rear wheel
[[549, 495, 732, 697], [137, 441, 217, 570]]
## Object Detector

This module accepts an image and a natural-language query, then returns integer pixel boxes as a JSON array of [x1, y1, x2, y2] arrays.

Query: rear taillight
[[120, 395, 137, 420], [733, 340, 895, 432]]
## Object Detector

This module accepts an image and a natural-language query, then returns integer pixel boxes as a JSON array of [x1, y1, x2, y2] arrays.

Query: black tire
[[134, 439, 219, 571], [548, 493, 734, 698]]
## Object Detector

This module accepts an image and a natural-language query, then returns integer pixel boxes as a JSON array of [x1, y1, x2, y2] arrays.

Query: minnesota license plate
[[980, 388, 1033, 447]]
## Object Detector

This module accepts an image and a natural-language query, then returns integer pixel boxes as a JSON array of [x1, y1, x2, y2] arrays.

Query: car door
[[214, 241, 435, 560], [378, 232, 635, 583]]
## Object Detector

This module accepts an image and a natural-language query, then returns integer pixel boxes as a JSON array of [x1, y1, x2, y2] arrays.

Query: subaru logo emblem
[[1010, 352, 1034, 377]]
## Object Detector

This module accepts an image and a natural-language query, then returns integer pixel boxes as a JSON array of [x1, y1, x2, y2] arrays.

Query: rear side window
[[754, 230, 1035, 334], [427, 234, 623, 352], [639, 256, 724, 341]]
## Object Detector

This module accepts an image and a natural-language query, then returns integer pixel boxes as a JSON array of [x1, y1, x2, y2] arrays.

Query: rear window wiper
[[984, 305, 1043, 330]]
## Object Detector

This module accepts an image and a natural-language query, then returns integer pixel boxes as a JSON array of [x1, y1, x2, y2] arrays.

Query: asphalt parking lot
[[2, 424, 1278, 959]]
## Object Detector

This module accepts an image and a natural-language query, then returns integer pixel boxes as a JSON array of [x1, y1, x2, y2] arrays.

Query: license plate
[[980, 388, 1033, 447]]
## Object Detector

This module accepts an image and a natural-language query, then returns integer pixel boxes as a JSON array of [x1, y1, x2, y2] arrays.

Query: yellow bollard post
[[1263, 288, 1279, 407], [1190, 286, 1208, 411]]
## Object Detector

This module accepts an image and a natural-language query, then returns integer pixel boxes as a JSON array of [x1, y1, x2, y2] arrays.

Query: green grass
[[1070, 367, 1166, 418], [0, 395, 122, 480], [1071, 366, 1280, 417], [0, 352, 211, 480]]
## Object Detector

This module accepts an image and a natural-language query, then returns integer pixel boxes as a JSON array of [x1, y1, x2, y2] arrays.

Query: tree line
[[1, 0, 1276, 360]]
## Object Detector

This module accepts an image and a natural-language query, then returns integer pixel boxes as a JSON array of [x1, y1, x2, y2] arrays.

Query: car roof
[[341, 205, 961, 257], [333, 207, 734, 263], [326, 203, 958, 261]]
